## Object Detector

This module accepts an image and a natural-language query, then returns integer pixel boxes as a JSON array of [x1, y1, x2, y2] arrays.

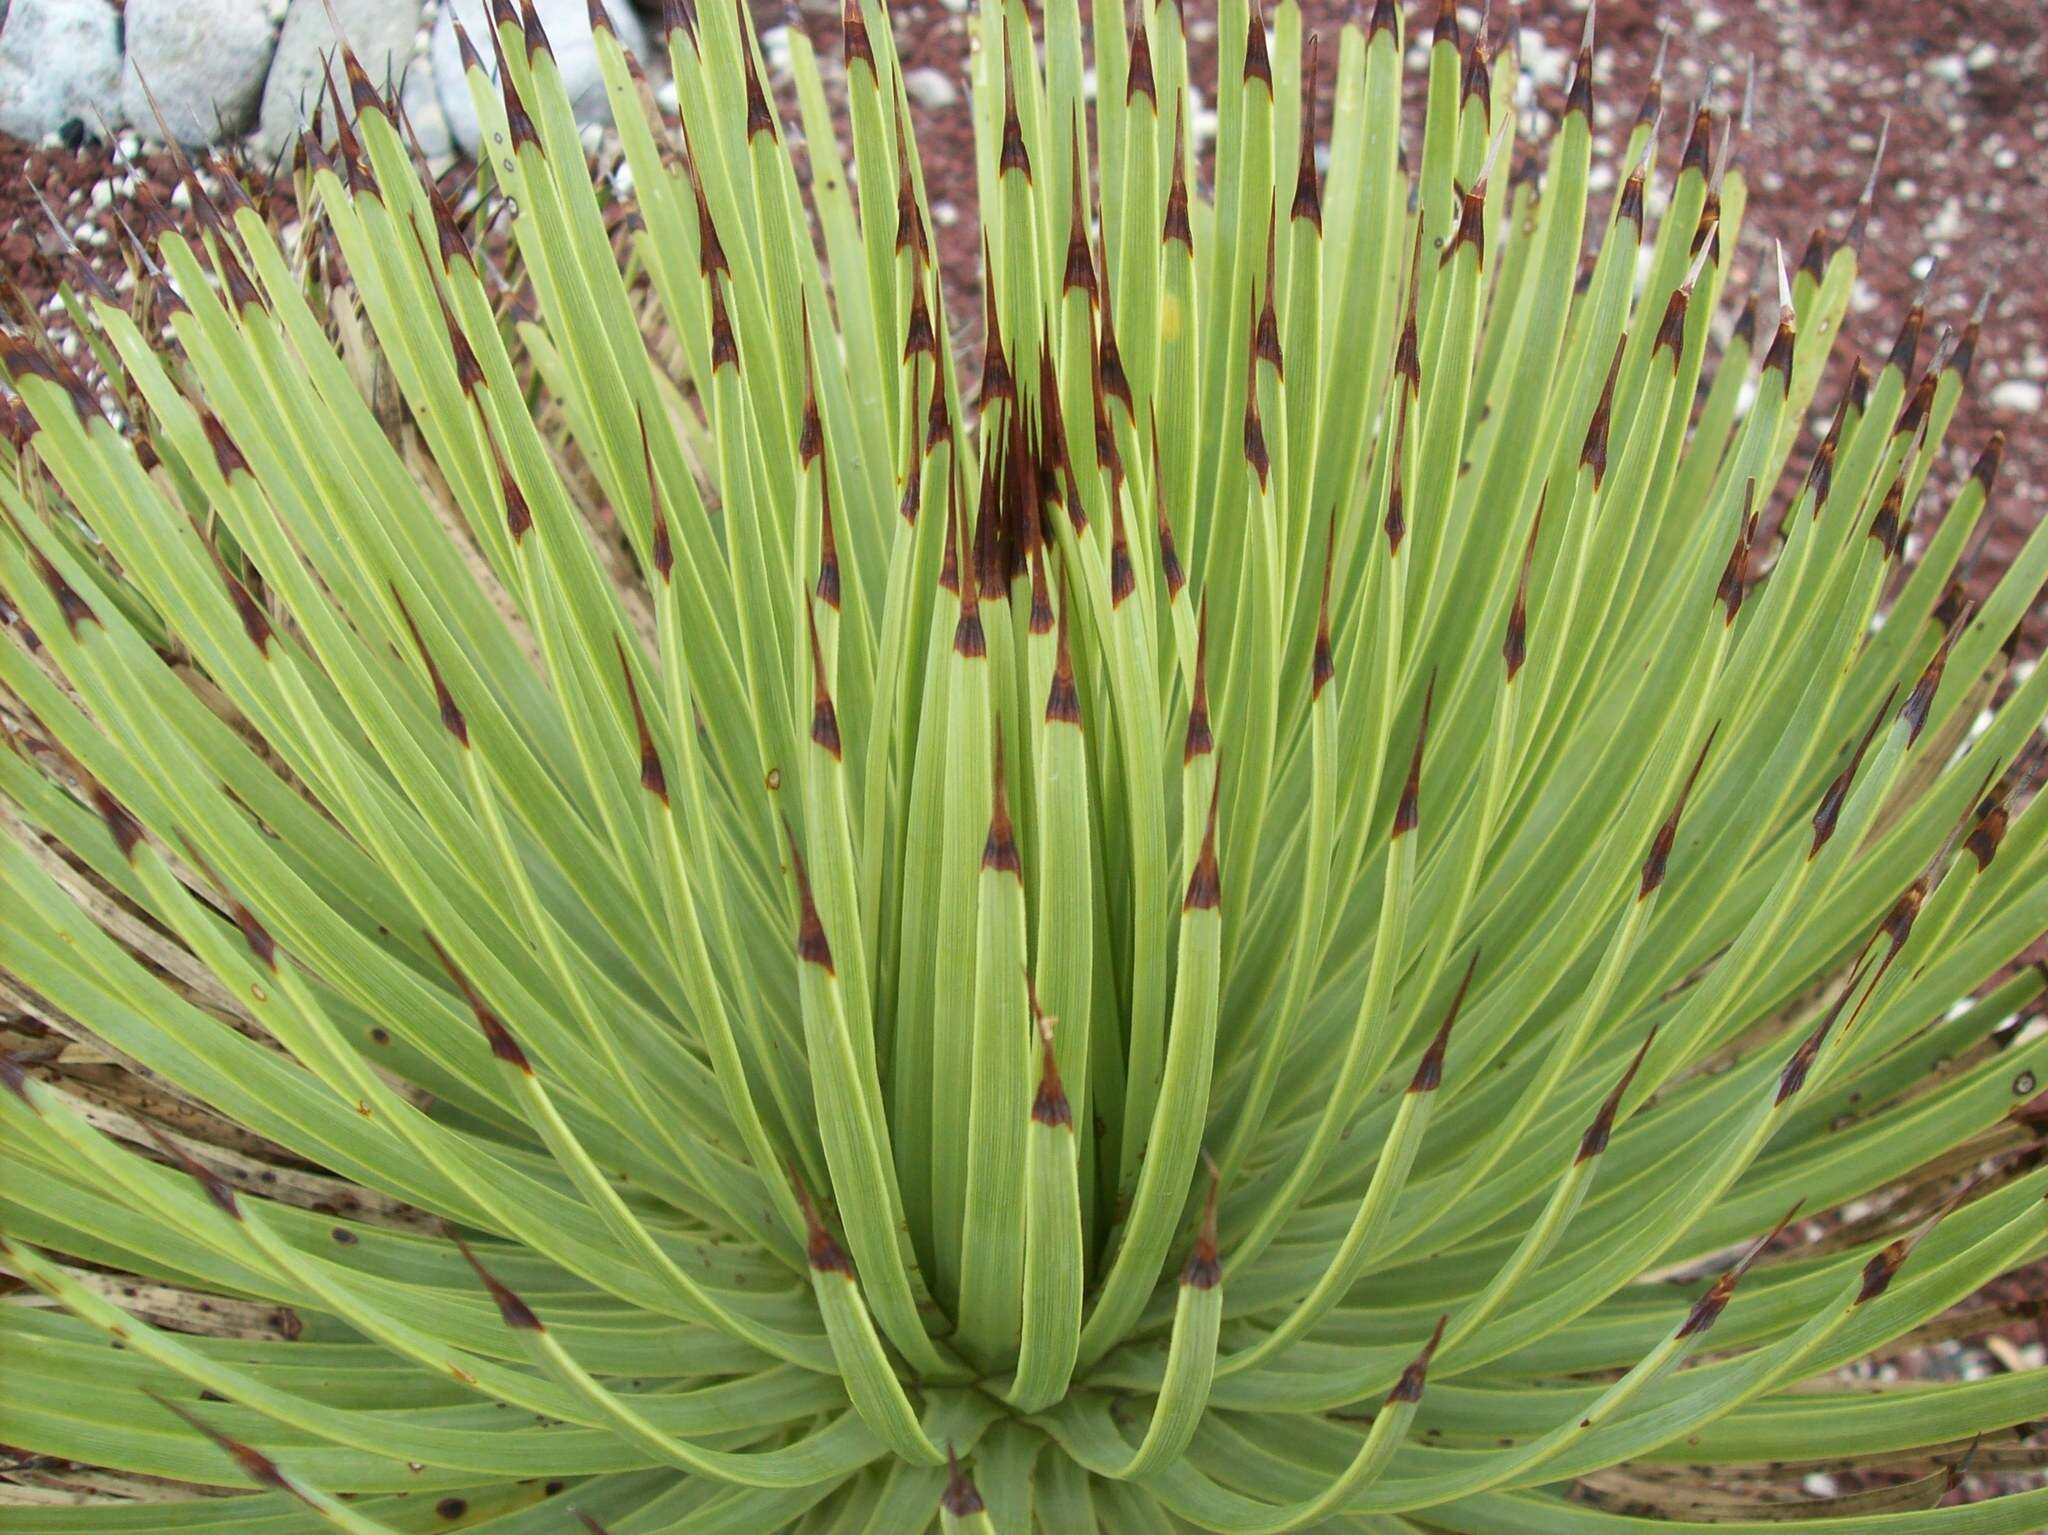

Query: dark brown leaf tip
[[1867, 470, 1907, 561], [1029, 983, 1071, 1128], [1504, 505, 1542, 681], [793, 1173, 855, 1277], [815, 481, 842, 615], [1811, 688, 1895, 857], [902, 280, 937, 362], [1617, 165, 1646, 231], [1578, 1026, 1658, 1162], [1797, 228, 1830, 285], [1313, 529, 1337, 701], [783, 823, 836, 974], [1901, 605, 1969, 747], [1183, 767, 1222, 912], [1966, 801, 2009, 872], [1856, 1236, 1910, 1305], [1777, 965, 1865, 1105], [1183, 605, 1213, 761], [1292, 37, 1324, 229], [143, 1123, 242, 1219], [1760, 307, 1797, 383], [1126, 14, 1157, 105], [1, 334, 102, 426], [1641, 723, 1718, 899], [1582, 339, 1624, 487], [147, 1391, 289, 1490], [740, 30, 775, 140], [188, 516, 272, 654], [954, 547, 988, 660], [941, 1446, 985, 1517], [1410, 950, 1479, 1093], [708, 277, 741, 373], [615, 638, 670, 802], [1653, 283, 1690, 359], [1046, 580, 1082, 726], [89, 781, 145, 859], [997, 57, 1031, 181], [1677, 1204, 1798, 1337], [1717, 483, 1761, 625], [1894, 369, 1936, 438], [498, 64, 541, 152], [1389, 1314, 1448, 1403], [427, 934, 530, 1071], [1971, 432, 2005, 495], [1392, 673, 1436, 839], [393, 589, 469, 747], [19, 533, 94, 636], [200, 410, 250, 480], [842, 0, 874, 69], [982, 734, 1021, 878], [452, 1229, 545, 1330], [1180, 1165, 1223, 1289], [1431, 0, 1460, 50], [1730, 291, 1758, 350], [1243, 0, 1273, 88], [227, 892, 278, 972], [1163, 104, 1193, 249], [501, 461, 534, 544]]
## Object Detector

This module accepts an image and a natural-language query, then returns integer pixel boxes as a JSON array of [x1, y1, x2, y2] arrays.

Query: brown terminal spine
[[615, 639, 669, 802], [1389, 1315, 1448, 1403], [1641, 724, 1719, 898], [1409, 951, 1479, 1093], [1578, 1027, 1658, 1162], [784, 823, 837, 973], [1183, 768, 1222, 912], [1392, 673, 1436, 839], [427, 935, 532, 1071], [1180, 1166, 1223, 1288]]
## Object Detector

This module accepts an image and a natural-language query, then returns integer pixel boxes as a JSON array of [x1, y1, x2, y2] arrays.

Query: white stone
[[257, 0, 425, 156], [0, 0, 123, 140], [123, 0, 283, 144], [399, 52, 455, 163], [903, 66, 958, 110], [1987, 378, 2043, 414], [429, 0, 649, 157]]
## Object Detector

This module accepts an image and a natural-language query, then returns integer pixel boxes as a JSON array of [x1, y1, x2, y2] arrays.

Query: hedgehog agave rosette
[[1, 0, 2046, 1529]]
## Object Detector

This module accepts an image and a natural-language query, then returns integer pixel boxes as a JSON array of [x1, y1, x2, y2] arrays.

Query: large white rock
[[256, 0, 425, 156], [429, 0, 649, 157], [399, 48, 455, 164], [0, 0, 123, 140], [122, 0, 282, 145]]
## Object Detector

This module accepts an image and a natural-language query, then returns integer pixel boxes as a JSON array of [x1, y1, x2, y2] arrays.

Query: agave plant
[[2, 0, 2046, 1525]]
